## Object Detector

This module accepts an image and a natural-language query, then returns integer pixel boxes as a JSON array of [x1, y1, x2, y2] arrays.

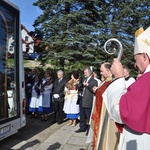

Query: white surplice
[[102, 65, 150, 150]]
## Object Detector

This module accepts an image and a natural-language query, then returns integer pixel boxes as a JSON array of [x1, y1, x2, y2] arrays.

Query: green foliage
[[33, 0, 150, 76]]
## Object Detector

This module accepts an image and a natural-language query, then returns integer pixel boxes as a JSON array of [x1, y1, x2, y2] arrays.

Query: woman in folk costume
[[29, 75, 41, 118], [103, 26, 150, 150], [38, 71, 53, 121], [63, 72, 79, 126]]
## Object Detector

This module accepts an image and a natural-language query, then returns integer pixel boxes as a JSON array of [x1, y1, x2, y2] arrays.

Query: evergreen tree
[[33, 0, 150, 75]]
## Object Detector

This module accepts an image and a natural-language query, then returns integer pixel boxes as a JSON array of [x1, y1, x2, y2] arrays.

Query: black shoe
[[75, 128, 86, 133], [44, 118, 48, 121], [41, 115, 45, 121], [35, 114, 38, 119], [58, 119, 63, 124], [43, 115, 48, 121], [51, 120, 57, 124], [30, 114, 34, 118]]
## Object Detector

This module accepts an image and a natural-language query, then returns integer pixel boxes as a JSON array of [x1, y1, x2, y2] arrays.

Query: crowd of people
[[25, 26, 150, 150], [25, 69, 54, 121], [25, 67, 100, 127]]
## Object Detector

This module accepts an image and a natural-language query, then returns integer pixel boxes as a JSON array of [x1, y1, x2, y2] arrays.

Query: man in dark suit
[[75, 68, 98, 134], [52, 70, 68, 124]]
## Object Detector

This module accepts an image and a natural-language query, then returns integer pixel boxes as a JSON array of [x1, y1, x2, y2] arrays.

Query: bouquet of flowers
[[66, 79, 78, 90]]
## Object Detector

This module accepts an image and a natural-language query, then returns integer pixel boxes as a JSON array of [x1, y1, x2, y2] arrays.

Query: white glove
[[53, 94, 59, 98], [27, 83, 31, 87]]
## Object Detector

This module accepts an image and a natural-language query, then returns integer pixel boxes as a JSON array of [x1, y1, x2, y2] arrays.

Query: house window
[[25, 36, 28, 42], [26, 45, 29, 52], [9, 45, 13, 51]]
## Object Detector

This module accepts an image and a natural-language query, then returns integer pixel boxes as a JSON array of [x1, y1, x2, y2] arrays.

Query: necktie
[[82, 78, 87, 96], [84, 78, 87, 82], [58, 79, 61, 83]]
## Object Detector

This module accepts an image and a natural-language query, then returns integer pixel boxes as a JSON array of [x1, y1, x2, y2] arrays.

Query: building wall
[[8, 25, 35, 54], [8, 34, 14, 54], [21, 28, 34, 53]]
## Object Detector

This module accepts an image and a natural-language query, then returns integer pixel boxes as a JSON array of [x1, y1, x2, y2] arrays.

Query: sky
[[10, 0, 42, 31]]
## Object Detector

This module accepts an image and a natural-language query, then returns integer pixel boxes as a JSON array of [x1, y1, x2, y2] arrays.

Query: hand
[[66, 90, 70, 94], [111, 58, 124, 79], [76, 79, 79, 85], [53, 94, 59, 98], [83, 82, 89, 86], [93, 86, 98, 93], [27, 83, 31, 87]]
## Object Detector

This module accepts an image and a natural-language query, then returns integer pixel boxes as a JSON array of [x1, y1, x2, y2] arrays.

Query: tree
[[33, 0, 150, 75]]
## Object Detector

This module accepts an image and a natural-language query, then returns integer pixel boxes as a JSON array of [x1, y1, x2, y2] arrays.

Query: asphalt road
[[0, 113, 68, 150]]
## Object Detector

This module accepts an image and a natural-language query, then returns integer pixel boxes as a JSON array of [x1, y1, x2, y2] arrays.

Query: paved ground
[[0, 113, 92, 150]]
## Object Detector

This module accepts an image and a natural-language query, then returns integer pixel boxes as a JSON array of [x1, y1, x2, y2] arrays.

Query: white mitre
[[134, 27, 150, 58]]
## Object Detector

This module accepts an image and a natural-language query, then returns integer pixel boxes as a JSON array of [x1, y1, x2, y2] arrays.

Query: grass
[[8, 58, 49, 70], [8, 58, 14, 68], [8, 58, 39, 68]]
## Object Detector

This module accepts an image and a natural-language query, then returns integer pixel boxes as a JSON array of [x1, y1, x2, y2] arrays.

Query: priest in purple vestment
[[103, 26, 150, 150]]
